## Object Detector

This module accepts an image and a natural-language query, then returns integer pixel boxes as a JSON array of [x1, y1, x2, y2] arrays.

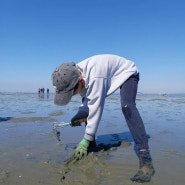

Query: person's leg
[[120, 74, 155, 182], [120, 74, 149, 151]]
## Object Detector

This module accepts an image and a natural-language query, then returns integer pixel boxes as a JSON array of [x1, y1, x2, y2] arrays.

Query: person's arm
[[84, 78, 107, 141], [73, 78, 107, 160]]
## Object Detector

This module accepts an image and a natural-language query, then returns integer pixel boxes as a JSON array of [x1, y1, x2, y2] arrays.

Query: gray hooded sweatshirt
[[77, 54, 138, 141]]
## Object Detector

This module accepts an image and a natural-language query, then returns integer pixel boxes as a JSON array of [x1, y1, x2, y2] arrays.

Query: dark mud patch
[[159, 130, 173, 135], [164, 150, 185, 159], [6, 117, 56, 123], [49, 111, 64, 116], [0, 168, 9, 183], [21, 111, 36, 114], [0, 117, 13, 122]]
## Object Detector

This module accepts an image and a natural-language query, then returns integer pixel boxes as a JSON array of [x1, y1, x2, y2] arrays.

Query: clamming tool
[[53, 121, 71, 129], [53, 118, 87, 129], [52, 118, 87, 141]]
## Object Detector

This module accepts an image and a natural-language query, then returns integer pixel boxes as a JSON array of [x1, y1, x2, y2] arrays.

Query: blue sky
[[0, 0, 185, 93]]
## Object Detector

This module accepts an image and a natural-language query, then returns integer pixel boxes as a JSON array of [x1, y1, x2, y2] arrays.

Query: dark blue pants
[[120, 74, 149, 152]]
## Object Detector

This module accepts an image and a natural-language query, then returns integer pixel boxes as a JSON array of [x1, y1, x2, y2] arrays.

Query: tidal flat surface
[[0, 92, 185, 185]]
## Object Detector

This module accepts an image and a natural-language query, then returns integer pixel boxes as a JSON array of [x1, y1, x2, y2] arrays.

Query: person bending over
[[52, 54, 155, 183]]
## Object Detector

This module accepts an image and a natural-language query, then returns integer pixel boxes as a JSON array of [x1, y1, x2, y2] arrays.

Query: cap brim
[[54, 90, 73, 106]]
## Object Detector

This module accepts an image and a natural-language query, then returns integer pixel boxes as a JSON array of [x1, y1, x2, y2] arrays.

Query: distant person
[[47, 88, 49, 93], [38, 88, 41, 94], [52, 54, 155, 183]]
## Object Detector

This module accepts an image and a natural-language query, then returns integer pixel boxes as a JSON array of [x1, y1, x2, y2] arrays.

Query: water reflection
[[38, 93, 50, 100]]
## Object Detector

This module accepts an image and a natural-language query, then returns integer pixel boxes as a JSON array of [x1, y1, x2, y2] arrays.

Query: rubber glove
[[73, 138, 90, 160], [71, 110, 88, 127]]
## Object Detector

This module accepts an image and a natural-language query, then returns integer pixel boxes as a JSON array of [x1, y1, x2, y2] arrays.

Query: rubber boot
[[131, 156, 155, 183]]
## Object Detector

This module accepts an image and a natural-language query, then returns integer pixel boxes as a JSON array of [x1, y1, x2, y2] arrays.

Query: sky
[[0, 0, 185, 93]]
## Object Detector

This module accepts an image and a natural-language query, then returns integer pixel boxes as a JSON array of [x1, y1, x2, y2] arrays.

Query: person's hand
[[71, 111, 88, 127], [73, 138, 89, 160]]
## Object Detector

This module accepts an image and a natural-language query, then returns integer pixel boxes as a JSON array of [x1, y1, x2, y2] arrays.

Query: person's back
[[77, 54, 138, 96]]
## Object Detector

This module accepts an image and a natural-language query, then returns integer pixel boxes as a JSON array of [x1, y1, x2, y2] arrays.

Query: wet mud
[[1, 93, 185, 185], [58, 140, 132, 185], [49, 111, 64, 117], [60, 153, 109, 185], [6, 117, 56, 123], [0, 168, 9, 184]]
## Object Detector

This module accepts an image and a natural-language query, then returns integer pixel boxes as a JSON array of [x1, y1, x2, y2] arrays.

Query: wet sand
[[0, 93, 185, 185]]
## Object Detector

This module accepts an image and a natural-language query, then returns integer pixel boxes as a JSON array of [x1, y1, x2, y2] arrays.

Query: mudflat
[[0, 93, 185, 185]]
